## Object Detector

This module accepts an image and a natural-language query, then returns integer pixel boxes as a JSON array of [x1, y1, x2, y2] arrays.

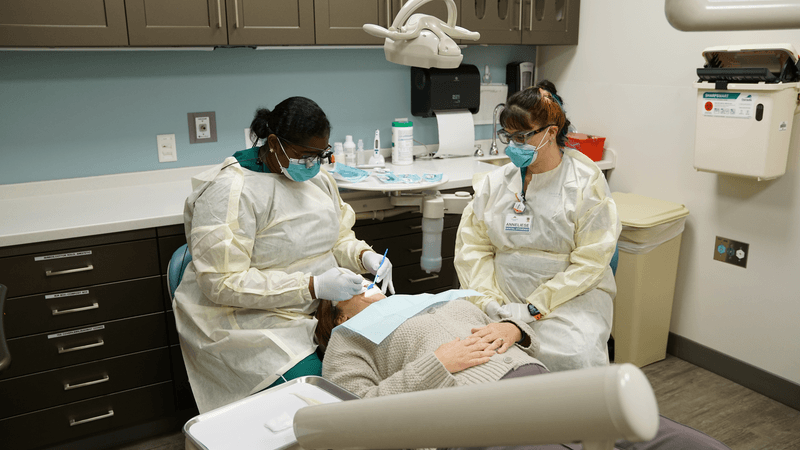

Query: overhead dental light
[[665, 0, 800, 31], [362, 0, 480, 69]]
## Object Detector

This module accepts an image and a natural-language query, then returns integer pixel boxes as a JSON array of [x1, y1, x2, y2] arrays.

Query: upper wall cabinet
[[462, 0, 579, 45], [314, 0, 390, 45], [0, 0, 129, 46], [125, 0, 315, 46]]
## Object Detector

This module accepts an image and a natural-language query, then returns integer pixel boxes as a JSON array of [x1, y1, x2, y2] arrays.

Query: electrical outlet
[[187, 112, 217, 144], [714, 236, 749, 268], [157, 134, 177, 162]]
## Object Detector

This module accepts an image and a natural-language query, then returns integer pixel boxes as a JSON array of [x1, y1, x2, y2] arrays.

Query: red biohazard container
[[567, 133, 606, 162]]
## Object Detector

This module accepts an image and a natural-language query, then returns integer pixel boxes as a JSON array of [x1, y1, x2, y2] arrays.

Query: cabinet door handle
[[64, 375, 109, 391], [408, 248, 422, 253], [58, 339, 104, 354], [52, 302, 99, 316], [409, 273, 439, 283], [234, 0, 240, 28], [216, 0, 222, 28], [528, 0, 534, 30], [69, 410, 114, 427], [517, 0, 524, 30], [386, 0, 392, 27], [45, 265, 93, 277], [408, 225, 422, 230]]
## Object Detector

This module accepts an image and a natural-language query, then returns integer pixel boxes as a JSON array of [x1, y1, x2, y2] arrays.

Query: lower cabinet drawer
[[0, 348, 172, 420], [5, 276, 164, 339], [392, 257, 456, 294], [0, 381, 175, 450], [366, 227, 458, 267], [1, 313, 168, 380]]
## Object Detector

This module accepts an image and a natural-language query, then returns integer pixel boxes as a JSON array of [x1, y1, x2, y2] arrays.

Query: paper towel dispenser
[[411, 64, 480, 118]]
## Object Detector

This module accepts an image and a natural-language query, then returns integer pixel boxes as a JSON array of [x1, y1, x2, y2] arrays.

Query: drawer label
[[48, 325, 104, 339], [35, 250, 92, 261], [45, 290, 90, 300]]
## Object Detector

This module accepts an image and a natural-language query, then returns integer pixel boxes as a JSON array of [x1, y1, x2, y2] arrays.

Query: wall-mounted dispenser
[[693, 44, 800, 180]]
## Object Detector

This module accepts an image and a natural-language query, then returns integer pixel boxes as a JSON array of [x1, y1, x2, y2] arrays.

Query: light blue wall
[[0, 45, 535, 185]]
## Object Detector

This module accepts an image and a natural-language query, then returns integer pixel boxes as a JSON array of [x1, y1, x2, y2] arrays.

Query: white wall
[[538, 1, 800, 384]]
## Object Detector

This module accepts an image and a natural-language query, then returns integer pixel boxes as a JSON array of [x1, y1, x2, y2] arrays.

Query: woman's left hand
[[362, 251, 395, 294], [470, 323, 522, 354]]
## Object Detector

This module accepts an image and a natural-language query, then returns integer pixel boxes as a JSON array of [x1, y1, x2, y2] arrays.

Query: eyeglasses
[[497, 125, 555, 145], [278, 137, 333, 167]]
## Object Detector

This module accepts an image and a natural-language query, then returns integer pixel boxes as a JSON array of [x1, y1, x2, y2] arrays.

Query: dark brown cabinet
[[0, 229, 181, 450], [0, 0, 129, 47], [461, 0, 579, 45]]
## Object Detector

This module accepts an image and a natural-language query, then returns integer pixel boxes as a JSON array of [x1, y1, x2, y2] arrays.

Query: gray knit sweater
[[322, 299, 543, 399]]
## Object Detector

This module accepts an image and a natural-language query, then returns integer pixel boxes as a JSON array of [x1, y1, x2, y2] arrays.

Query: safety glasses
[[497, 124, 555, 145], [279, 137, 333, 167]]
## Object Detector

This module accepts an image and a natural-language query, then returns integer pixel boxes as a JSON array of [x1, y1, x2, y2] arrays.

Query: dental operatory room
[[2, 1, 800, 449]]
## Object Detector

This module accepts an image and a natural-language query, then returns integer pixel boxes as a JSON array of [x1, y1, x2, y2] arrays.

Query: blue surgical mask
[[278, 140, 320, 182], [505, 128, 551, 168]]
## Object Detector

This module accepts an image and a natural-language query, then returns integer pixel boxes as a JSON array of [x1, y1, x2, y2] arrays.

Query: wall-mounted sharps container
[[693, 43, 800, 180]]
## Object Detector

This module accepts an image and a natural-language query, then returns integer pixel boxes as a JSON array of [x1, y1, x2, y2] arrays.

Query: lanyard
[[513, 167, 527, 214]]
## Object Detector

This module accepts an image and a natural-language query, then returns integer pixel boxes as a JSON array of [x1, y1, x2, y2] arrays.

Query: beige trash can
[[611, 192, 690, 367]]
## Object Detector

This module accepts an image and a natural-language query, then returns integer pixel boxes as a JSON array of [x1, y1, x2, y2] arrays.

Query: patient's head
[[314, 281, 386, 352]]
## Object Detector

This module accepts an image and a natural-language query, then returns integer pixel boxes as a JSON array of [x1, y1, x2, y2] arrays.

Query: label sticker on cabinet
[[48, 325, 104, 340], [35, 250, 92, 261], [702, 92, 757, 119], [45, 290, 89, 300]]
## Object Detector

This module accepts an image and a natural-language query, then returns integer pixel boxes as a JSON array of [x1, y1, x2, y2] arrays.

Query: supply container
[[333, 142, 344, 165], [343, 135, 357, 167], [357, 139, 370, 166], [567, 133, 605, 162], [693, 44, 800, 180], [611, 192, 690, 367], [392, 118, 414, 165]]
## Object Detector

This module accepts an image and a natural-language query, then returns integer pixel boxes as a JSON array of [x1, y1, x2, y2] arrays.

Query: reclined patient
[[315, 287, 731, 450]]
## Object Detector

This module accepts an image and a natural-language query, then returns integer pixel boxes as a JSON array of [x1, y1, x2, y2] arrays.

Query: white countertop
[[0, 144, 616, 248], [0, 156, 501, 248]]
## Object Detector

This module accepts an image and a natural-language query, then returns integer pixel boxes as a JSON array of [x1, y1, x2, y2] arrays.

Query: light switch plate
[[157, 134, 177, 162], [188, 111, 217, 144], [714, 236, 749, 268]]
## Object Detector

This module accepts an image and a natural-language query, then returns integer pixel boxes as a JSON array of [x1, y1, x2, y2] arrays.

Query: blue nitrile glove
[[313, 268, 364, 303], [362, 251, 395, 295], [485, 301, 512, 321], [501, 303, 537, 324]]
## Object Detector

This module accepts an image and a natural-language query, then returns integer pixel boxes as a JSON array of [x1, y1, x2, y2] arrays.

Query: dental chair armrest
[[295, 363, 658, 449]]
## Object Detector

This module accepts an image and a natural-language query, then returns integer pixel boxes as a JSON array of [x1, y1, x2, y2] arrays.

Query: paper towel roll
[[434, 109, 475, 157]]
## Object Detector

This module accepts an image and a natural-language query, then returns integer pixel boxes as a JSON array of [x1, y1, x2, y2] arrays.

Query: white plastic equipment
[[693, 44, 800, 180], [362, 0, 480, 69], [666, 0, 800, 31]]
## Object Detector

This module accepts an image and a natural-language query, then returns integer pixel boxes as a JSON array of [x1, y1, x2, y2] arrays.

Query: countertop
[[0, 155, 504, 248]]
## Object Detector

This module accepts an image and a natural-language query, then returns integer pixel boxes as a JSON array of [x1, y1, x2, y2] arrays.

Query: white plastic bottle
[[357, 139, 370, 166], [392, 118, 414, 165], [343, 135, 357, 167], [333, 142, 345, 165]]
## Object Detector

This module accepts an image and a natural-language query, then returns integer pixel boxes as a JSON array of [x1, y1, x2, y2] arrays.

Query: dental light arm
[[295, 364, 659, 450], [363, 0, 480, 69]]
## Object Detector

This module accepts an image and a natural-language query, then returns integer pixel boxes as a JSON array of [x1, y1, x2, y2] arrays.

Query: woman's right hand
[[434, 337, 496, 373], [313, 268, 363, 302]]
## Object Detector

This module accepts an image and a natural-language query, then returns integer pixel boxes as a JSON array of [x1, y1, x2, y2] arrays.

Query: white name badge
[[505, 214, 532, 233]]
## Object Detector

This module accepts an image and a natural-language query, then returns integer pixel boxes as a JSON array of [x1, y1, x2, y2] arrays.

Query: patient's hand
[[434, 336, 495, 373], [470, 323, 523, 354]]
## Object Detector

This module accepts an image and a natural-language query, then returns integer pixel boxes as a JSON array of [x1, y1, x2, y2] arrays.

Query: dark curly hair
[[499, 80, 571, 148], [249, 96, 331, 148]]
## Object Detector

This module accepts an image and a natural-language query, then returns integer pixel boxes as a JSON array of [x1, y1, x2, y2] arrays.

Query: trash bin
[[611, 192, 690, 367]]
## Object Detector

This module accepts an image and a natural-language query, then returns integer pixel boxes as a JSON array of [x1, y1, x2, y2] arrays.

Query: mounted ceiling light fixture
[[362, 0, 480, 69], [665, 0, 800, 31]]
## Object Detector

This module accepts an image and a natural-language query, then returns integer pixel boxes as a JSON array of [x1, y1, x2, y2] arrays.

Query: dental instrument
[[367, 248, 388, 290]]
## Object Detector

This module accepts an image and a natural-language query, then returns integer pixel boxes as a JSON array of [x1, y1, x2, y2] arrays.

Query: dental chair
[[167, 243, 192, 300]]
